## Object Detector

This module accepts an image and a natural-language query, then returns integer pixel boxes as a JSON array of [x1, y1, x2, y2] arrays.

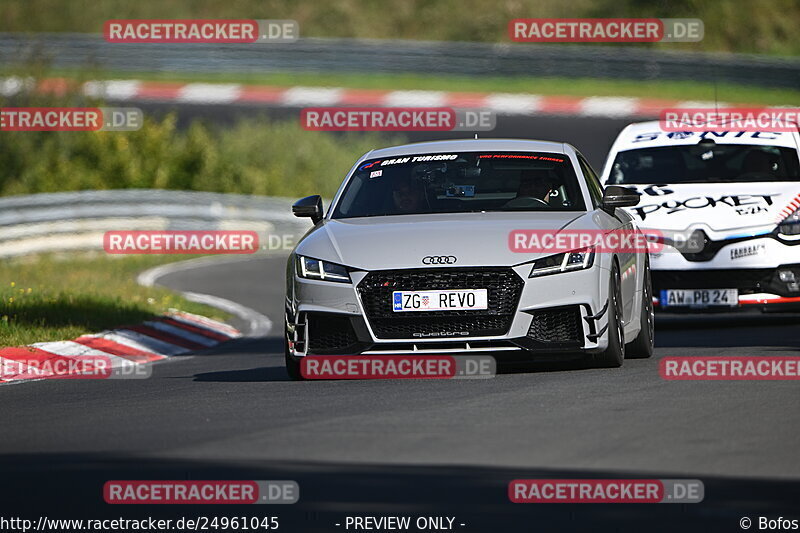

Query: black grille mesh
[[527, 307, 582, 343], [653, 269, 771, 293], [357, 268, 524, 339], [307, 313, 360, 354], [368, 315, 510, 338]]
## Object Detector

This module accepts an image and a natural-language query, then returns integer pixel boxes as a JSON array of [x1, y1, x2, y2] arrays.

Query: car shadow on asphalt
[[655, 313, 800, 348], [191, 335, 284, 357], [194, 366, 291, 382], [192, 361, 600, 383], [189, 335, 291, 382], [656, 312, 800, 330], [191, 333, 604, 382], [496, 354, 602, 374], [0, 452, 796, 533]]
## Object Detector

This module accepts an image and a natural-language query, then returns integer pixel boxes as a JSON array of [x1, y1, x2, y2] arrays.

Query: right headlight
[[296, 255, 352, 283], [529, 247, 595, 278], [777, 206, 800, 237]]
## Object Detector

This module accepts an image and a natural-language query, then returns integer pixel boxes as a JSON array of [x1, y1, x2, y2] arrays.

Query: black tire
[[626, 262, 654, 359], [284, 333, 305, 381], [592, 265, 625, 368]]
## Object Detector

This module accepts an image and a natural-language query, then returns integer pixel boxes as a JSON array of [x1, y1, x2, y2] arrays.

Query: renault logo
[[422, 255, 457, 265]]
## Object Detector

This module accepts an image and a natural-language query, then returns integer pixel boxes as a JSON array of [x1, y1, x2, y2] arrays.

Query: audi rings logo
[[422, 255, 457, 265]]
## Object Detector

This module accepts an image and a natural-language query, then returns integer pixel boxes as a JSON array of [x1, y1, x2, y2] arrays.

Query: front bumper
[[287, 264, 612, 357], [652, 265, 800, 311], [649, 234, 800, 311]]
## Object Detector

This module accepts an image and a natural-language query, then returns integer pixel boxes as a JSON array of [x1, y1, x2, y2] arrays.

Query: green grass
[[0, 253, 231, 347], [1, 0, 799, 56], [48, 69, 800, 107], [0, 83, 403, 198], [0, 115, 400, 197], [0, 67, 404, 200]]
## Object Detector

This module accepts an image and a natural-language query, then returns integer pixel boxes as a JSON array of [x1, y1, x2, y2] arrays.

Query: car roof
[[363, 138, 570, 160], [610, 120, 800, 151]]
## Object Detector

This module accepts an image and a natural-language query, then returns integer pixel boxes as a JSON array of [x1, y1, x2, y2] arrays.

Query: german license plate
[[392, 289, 488, 312], [660, 288, 738, 308]]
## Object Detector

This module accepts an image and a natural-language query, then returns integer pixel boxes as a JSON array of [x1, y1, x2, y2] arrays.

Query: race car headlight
[[297, 256, 351, 283], [529, 247, 595, 277], [777, 207, 800, 236]]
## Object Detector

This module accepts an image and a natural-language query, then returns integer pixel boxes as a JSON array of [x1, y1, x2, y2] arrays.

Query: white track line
[[580, 96, 640, 118], [83, 79, 142, 100], [384, 90, 447, 107], [178, 83, 242, 104], [182, 292, 272, 337], [282, 87, 343, 106], [168, 311, 240, 337], [142, 320, 218, 347], [484, 93, 542, 114], [137, 256, 273, 337]]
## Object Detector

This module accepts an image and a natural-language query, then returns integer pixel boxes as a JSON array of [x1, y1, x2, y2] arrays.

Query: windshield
[[608, 144, 800, 185], [332, 151, 586, 218]]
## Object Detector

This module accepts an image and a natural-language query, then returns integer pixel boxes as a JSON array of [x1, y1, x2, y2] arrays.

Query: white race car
[[601, 121, 800, 311]]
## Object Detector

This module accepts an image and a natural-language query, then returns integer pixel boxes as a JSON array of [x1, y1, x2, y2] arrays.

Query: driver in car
[[506, 169, 556, 207], [391, 177, 428, 214]]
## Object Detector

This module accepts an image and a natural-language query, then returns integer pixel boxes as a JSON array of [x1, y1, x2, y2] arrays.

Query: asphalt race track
[[3, 112, 800, 532]]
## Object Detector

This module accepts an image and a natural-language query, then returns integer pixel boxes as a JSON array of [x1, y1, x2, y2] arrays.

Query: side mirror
[[292, 195, 323, 224], [601, 186, 640, 212]]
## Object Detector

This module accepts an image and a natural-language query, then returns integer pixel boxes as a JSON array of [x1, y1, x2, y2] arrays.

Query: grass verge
[[0, 111, 401, 198], [0, 252, 231, 347]]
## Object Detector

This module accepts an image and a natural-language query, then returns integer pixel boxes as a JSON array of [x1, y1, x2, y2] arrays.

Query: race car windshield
[[608, 144, 800, 184], [332, 152, 586, 218]]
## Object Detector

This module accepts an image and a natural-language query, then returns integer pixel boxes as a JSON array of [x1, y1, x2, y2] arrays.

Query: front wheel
[[626, 263, 654, 359], [592, 266, 625, 368]]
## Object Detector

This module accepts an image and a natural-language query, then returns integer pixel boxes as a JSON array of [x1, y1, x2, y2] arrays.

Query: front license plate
[[392, 289, 488, 312], [660, 288, 739, 308]]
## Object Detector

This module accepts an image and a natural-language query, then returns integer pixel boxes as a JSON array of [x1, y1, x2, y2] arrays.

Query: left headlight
[[529, 247, 595, 278], [297, 255, 352, 283]]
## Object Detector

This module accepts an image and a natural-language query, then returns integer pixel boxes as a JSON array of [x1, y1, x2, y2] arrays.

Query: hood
[[295, 211, 587, 270], [623, 182, 800, 237]]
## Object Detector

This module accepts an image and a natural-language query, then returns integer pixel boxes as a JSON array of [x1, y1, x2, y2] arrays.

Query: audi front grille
[[356, 267, 524, 339]]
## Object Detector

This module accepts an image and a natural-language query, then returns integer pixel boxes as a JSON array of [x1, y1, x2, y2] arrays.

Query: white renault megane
[[602, 122, 800, 312]]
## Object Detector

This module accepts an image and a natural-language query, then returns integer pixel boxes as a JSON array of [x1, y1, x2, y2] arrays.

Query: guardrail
[[1, 33, 798, 89], [0, 190, 312, 257]]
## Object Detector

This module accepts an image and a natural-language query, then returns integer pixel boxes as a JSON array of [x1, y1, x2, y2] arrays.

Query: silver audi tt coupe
[[285, 139, 653, 379]]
